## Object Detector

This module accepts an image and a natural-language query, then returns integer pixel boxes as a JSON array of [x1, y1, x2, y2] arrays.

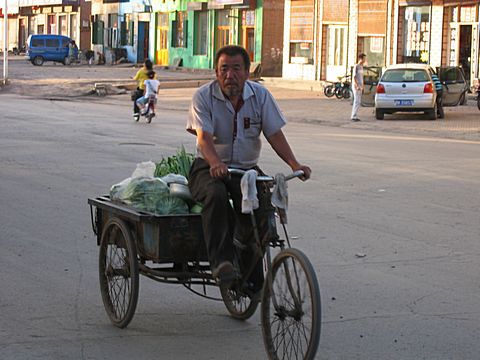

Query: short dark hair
[[358, 53, 366, 60], [214, 45, 250, 71], [144, 59, 153, 70], [147, 70, 155, 79]]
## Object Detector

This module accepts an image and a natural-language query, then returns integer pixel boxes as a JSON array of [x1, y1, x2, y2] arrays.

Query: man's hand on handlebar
[[209, 161, 229, 178], [292, 165, 312, 181]]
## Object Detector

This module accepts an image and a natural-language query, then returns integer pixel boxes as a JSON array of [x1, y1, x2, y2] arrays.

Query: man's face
[[216, 54, 249, 98]]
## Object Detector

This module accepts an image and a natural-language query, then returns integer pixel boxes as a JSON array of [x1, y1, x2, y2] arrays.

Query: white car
[[364, 64, 468, 120]]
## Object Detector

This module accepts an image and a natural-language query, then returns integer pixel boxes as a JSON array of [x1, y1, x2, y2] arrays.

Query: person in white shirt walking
[[351, 53, 367, 122]]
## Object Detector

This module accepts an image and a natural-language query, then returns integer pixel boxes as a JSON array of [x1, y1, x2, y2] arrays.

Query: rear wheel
[[426, 104, 437, 120], [323, 85, 335, 98], [99, 217, 139, 328], [334, 87, 344, 99], [262, 248, 321, 360], [477, 94, 480, 111], [33, 56, 44, 66], [220, 284, 259, 320], [342, 86, 352, 99], [375, 109, 384, 120]]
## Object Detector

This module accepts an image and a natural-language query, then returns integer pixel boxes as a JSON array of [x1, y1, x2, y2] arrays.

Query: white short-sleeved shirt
[[187, 80, 287, 169], [144, 79, 160, 97]]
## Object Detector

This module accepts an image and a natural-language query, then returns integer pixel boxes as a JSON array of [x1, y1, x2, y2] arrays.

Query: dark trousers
[[133, 88, 143, 114], [436, 89, 443, 114], [188, 158, 274, 291]]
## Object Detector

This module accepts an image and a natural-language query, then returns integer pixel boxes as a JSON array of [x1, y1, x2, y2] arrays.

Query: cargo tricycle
[[88, 169, 321, 360]]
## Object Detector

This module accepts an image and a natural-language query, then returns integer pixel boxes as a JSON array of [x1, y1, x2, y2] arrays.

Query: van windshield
[[382, 69, 429, 83]]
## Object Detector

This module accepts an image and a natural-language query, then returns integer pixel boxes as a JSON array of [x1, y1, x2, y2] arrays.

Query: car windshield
[[382, 69, 429, 83]]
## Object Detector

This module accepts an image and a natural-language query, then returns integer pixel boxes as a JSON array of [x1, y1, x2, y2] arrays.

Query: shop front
[[283, 0, 316, 80], [443, 2, 479, 86]]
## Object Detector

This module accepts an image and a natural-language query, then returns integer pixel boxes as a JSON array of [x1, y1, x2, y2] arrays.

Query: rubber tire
[[426, 104, 437, 120], [146, 113, 154, 124], [323, 85, 335, 98], [99, 217, 139, 328], [261, 248, 321, 360], [334, 87, 344, 99], [220, 285, 259, 320], [375, 109, 384, 120], [342, 87, 352, 99], [33, 56, 44, 66], [477, 95, 480, 111]]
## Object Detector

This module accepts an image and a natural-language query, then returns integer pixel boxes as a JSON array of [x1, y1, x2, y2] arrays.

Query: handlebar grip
[[285, 170, 305, 181]]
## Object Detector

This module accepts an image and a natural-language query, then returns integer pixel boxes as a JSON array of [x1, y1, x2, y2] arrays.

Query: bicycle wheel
[[99, 217, 139, 328], [334, 86, 344, 99], [220, 284, 259, 320], [261, 248, 321, 360], [342, 86, 352, 99], [323, 85, 335, 98]]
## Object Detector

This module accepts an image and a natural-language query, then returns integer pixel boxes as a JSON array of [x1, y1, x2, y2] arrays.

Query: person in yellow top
[[133, 59, 156, 120]]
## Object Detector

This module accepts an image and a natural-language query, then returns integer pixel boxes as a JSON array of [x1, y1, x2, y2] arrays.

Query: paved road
[[2, 55, 479, 142], [0, 92, 479, 359]]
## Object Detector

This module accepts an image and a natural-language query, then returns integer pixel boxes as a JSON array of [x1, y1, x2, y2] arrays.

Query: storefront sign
[[64, 6, 72, 12], [42, 7, 52, 14], [187, 2, 203, 11], [242, 10, 255, 26], [53, 6, 63, 13], [370, 37, 384, 53], [138, 12, 150, 22]]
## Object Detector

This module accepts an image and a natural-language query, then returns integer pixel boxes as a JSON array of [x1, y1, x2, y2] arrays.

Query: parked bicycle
[[323, 74, 352, 99]]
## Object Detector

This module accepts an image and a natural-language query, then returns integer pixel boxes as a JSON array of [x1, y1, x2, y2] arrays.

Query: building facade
[[282, 0, 480, 88]]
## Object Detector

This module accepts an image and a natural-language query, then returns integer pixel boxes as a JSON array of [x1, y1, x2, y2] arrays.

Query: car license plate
[[394, 100, 414, 106]]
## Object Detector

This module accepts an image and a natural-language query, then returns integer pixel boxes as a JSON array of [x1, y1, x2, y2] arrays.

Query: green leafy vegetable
[[155, 145, 195, 179]]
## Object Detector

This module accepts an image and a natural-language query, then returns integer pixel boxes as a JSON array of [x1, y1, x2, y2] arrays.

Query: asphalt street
[[0, 88, 479, 359]]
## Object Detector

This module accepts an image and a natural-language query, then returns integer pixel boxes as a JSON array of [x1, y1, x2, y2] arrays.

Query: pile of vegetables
[[154, 146, 195, 179], [110, 146, 202, 215]]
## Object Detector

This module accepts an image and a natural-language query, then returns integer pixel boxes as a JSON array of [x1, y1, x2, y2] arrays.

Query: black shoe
[[212, 261, 237, 287], [351, 118, 360, 122]]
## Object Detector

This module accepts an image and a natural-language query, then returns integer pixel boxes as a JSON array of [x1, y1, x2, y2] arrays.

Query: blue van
[[25, 34, 77, 66]]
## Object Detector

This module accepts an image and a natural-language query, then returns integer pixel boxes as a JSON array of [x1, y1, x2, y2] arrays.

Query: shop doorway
[[155, 13, 168, 65], [137, 21, 149, 63], [459, 25, 472, 83], [326, 25, 348, 81]]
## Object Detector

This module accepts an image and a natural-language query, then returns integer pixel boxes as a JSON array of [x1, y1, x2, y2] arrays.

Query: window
[[70, 14, 77, 40], [289, 0, 314, 64], [92, 20, 104, 45], [172, 11, 187, 48], [59, 15, 67, 36], [403, 6, 431, 63], [216, 10, 230, 50], [31, 38, 44, 47], [328, 27, 345, 66], [121, 14, 133, 46], [46, 39, 58, 48], [194, 11, 208, 55]]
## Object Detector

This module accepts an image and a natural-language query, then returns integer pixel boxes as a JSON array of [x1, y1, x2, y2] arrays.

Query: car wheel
[[426, 104, 437, 120], [33, 56, 44, 66], [375, 109, 384, 120]]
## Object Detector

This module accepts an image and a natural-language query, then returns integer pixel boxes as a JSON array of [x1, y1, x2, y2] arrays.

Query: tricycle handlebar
[[228, 168, 304, 182]]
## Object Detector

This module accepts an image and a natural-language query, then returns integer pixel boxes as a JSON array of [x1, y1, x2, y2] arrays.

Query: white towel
[[240, 170, 259, 214], [272, 173, 288, 223]]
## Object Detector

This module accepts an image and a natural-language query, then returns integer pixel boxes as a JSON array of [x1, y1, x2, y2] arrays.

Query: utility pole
[[2, 0, 8, 85]]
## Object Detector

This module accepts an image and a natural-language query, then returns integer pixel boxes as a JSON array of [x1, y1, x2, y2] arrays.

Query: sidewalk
[[1, 56, 479, 142]]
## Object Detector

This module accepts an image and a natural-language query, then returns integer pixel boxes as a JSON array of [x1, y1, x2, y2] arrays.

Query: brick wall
[[261, 0, 284, 76], [323, 0, 349, 22]]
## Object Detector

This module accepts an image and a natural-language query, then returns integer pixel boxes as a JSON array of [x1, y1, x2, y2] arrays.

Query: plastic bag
[[110, 161, 156, 200], [160, 173, 188, 185]]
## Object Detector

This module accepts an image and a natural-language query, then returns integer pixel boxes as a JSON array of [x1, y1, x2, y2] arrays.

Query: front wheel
[[261, 248, 321, 360], [477, 94, 480, 111], [342, 86, 352, 99], [99, 217, 139, 328], [334, 86, 344, 99], [33, 56, 44, 66]]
